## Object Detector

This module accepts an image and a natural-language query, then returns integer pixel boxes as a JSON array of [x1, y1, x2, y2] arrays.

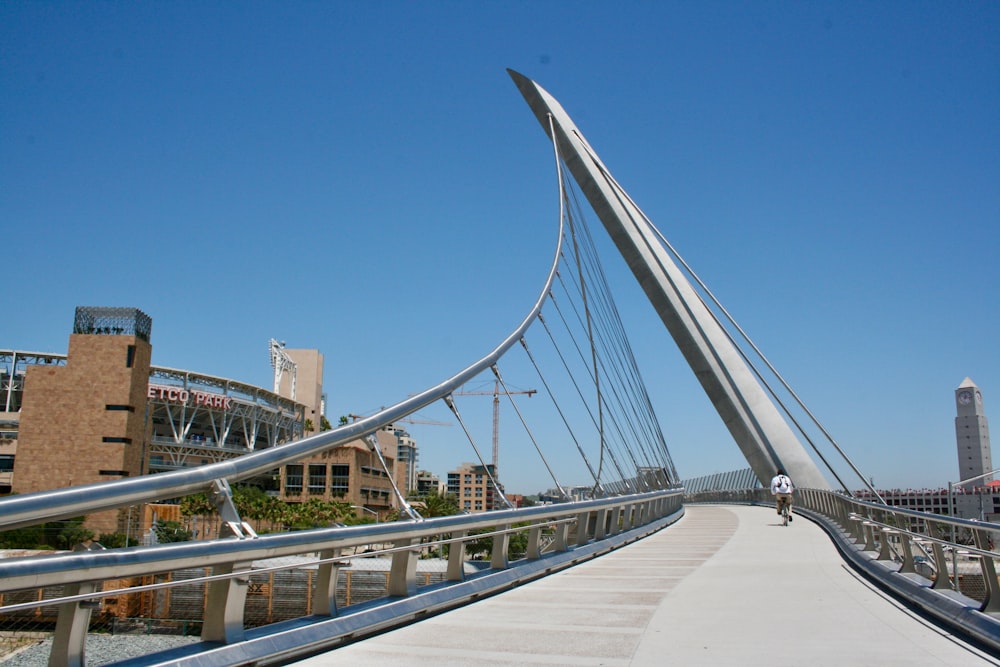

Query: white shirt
[[771, 474, 793, 495]]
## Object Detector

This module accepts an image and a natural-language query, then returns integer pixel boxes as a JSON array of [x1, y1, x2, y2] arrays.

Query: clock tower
[[954, 377, 993, 500]]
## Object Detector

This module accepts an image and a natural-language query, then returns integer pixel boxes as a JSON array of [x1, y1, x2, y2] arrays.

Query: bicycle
[[777, 496, 792, 526]]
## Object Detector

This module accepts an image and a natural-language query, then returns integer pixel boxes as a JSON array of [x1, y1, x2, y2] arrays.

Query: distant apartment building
[[390, 426, 419, 493], [447, 462, 502, 513], [415, 470, 443, 496]]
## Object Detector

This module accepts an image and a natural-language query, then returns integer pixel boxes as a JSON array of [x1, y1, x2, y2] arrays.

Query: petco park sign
[[147, 384, 233, 410]]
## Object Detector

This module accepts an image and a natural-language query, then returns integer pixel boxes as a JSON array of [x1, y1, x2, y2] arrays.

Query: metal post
[[202, 561, 251, 643], [949, 481, 958, 591], [388, 538, 418, 597], [491, 524, 511, 570], [446, 529, 468, 580], [313, 549, 345, 617], [50, 581, 98, 667]]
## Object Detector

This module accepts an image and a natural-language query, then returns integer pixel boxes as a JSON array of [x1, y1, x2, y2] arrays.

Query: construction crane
[[453, 380, 536, 470]]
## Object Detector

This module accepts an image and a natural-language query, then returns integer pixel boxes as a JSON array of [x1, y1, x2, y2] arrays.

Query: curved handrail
[[0, 190, 567, 532]]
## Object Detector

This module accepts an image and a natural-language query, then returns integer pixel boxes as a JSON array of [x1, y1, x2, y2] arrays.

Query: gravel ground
[[0, 634, 200, 666]]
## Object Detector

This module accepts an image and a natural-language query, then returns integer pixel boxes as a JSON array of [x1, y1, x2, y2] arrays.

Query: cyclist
[[770, 468, 794, 522]]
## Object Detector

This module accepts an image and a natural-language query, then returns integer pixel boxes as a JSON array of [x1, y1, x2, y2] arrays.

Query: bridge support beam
[[510, 70, 829, 490]]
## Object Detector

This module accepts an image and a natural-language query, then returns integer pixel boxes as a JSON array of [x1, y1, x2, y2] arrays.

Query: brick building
[[279, 425, 405, 520], [2, 306, 414, 538]]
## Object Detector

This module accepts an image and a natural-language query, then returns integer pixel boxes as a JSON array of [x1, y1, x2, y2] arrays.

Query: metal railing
[[0, 490, 683, 666]]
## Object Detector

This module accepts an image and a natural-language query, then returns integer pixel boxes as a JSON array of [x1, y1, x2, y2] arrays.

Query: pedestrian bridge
[[2, 491, 999, 665], [297, 505, 998, 666], [2, 70, 999, 664]]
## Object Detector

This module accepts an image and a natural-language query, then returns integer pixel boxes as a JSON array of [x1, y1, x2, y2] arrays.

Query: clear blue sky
[[3, 2, 998, 494]]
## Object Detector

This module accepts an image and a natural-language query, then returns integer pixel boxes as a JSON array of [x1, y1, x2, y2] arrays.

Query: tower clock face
[[959, 390, 973, 405]]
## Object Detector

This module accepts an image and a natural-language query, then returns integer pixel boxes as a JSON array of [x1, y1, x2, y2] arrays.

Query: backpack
[[775, 475, 791, 493]]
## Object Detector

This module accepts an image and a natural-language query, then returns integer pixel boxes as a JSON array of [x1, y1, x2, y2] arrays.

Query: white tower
[[954, 378, 994, 520], [955, 377, 992, 483]]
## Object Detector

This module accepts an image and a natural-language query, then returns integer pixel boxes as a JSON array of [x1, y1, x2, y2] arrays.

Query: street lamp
[[351, 505, 379, 522]]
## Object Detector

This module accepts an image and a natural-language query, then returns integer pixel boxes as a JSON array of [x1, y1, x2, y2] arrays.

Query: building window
[[0, 455, 13, 472], [308, 464, 327, 495], [102, 436, 132, 444], [126, 345, 136, 368], [98, 470, 129, 477], [330, 464, 349, 497], [285, 465, 303, 495], [105, 404, 135, 412]]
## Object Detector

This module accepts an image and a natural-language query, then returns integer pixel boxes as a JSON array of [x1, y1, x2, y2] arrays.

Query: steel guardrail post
[[877, 527, 896, 561], [925, 521, 953, 590], [491, 525, 511, 570], [862, 517, 877, 553], [202, 560, 251, 643], [898, 531, 917, 574], [594, 508, 609, 540], [526, 523, 543, 560], [848, 501, 865, 543], [388, 538, 419, 597], [552, 518, 570, 553], [973, 528, 1000, 613], [574, 511, 590, 547], [447, 529, 468, 580], [49, 580, 99, 667], [313, 549, 348, 617], [608, 505, 622, 536]]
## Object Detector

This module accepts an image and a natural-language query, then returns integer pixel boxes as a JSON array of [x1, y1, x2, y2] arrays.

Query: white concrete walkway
[[288, 505, 999, 666]]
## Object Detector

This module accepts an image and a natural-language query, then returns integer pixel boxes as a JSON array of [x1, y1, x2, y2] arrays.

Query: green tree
[[180, 492, 214, 517], [153, 519, 192, 543], [97, 532, 140, 548], [48, 517, 94, 550], [464, 521, 531, 560], [0, 518, 94, 550], [0, 524, 47, 549], [411, 490, 460, 518]]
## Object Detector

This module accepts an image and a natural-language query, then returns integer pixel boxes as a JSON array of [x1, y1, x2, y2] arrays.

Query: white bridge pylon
[[510, 70, 829, 489]]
